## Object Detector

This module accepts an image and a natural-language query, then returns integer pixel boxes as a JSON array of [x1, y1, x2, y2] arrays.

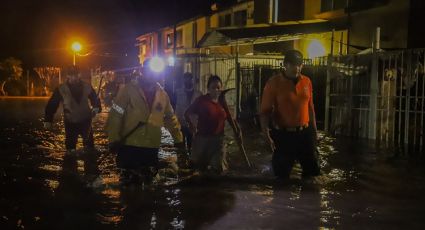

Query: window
[[166, 33, 173, 48], [225, 14, 231, 26], [321, 0, 347, 12], [140, 44, 146, 55], [234, 10, 247, 26], [219, 14, 232, 27]]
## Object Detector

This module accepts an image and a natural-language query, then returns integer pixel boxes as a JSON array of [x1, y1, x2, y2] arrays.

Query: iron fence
[[178, 49, 425, 156]]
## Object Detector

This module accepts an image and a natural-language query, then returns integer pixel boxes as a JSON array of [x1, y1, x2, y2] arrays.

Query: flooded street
[[1, 97, 425, 229]]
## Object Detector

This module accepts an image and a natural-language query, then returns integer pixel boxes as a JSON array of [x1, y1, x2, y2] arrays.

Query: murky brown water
[[1, 97, 425, 229]]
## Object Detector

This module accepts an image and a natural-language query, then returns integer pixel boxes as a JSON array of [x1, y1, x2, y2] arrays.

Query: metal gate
[[326, 49, 425, 155], [178, 54, 282, 118], [178, 54, 327, 125]]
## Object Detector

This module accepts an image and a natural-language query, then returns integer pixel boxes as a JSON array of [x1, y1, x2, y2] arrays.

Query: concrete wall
[[196, 17, 207, 43], [210, 14, 219, 28], [407, 0, 425, 48], [278, 0, 304, 21], [349, 0, 409, 51], [304, 0, 321, 20]]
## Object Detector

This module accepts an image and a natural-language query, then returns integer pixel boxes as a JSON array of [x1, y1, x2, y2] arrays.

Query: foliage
[[0, 57, 24, 82]]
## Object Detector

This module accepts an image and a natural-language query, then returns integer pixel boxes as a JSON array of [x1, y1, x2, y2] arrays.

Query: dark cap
[[65, 65, 80, 76], [284, 49, 303, 65]]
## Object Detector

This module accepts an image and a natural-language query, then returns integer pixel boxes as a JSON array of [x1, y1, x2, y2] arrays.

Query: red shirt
[[186, 94, 230, 135]]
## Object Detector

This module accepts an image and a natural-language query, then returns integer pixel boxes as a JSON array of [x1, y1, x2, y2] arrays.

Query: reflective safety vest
[[106, 82, 183, 148], [58, 82, 92, 123]]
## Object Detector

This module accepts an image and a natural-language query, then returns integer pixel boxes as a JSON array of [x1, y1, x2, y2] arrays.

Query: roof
[[198, 19, 344, 47]]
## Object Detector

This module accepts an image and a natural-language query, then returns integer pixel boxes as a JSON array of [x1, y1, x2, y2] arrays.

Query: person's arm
[[44, 88, 62, 122], [259, 81, 275, 152], [105, 86, 129, 144], [184, 98, 199, 135], [88, 86, 102, 114], [163, 94, 183, 144]]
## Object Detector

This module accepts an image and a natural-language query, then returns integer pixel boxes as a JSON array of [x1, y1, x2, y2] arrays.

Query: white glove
[[43, 122, 53, 129]]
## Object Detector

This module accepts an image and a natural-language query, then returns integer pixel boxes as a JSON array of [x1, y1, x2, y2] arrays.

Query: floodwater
[[0, 97, 425, 229]]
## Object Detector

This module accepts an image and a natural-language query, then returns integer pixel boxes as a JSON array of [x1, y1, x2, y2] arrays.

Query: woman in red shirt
[[184, 75, 241, 174]]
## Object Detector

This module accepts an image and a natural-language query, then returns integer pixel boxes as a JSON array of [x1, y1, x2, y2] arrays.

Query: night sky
[[0, 0, 214, 69]]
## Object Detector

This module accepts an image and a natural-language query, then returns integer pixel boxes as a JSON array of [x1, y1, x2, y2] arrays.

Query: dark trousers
[[116, 145, 159, 170], [270, 127, 320, 178], [64, 119, 94, 150], [181, 126, 193, 150], [116, 145, 159, 184]]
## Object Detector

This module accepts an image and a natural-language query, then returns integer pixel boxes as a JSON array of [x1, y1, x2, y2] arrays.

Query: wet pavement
[[1, 97, 425, 229]]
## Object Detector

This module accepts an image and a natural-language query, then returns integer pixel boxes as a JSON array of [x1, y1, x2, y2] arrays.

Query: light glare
[[149, 57, 165, 73], [71, 42, 82, 52], [307, 39, 325, 58]]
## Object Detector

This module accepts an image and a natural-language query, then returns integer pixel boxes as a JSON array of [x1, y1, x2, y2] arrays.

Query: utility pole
[[172, 0, 177, 96]]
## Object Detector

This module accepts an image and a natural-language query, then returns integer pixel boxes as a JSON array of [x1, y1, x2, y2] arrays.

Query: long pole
[[73, 52, 76, 66], [172, 0, 177, 96], [219, 88, 252, 168]]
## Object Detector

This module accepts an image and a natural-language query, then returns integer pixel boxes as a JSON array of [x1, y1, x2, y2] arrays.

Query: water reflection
[[1, 98, 425, 229]]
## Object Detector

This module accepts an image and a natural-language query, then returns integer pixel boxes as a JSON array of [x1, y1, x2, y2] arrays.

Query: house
[[133, 0, 425, 140], [136, 0, 348, 66]]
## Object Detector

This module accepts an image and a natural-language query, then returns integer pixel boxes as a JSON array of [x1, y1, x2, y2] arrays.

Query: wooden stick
[[219, 88, 252, 168]]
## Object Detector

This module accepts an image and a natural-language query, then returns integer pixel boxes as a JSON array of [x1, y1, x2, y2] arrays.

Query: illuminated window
[[141, 45, 146, 55], [166, 33, 173, 48]]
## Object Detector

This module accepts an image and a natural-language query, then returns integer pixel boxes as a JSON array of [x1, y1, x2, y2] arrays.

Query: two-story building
[[136, 0, 348, 67]]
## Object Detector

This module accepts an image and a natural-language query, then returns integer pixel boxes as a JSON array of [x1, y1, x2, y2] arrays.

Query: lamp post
[[71, 41, 82, 66]]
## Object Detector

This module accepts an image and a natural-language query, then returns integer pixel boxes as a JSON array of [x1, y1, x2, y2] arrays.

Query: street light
[[71, 41, 82, 66]]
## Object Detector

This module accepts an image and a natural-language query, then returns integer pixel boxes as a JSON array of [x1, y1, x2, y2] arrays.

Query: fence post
[[324, 55, 332, 132], [258, 67, 262, 112], [26, 70, 30, 96], [368, 53, 379, 139], [236, 58, 241, 119]]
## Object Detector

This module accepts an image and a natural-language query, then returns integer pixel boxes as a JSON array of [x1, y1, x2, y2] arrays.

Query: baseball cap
[[284, 49, 303, 65]]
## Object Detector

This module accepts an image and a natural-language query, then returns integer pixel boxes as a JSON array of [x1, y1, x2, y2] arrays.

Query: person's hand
[[188, 123, 197, 136], [43, 122, 53, 129], [262, 129, 275, 152], [234, 130, 243, 143], [108, 142, 121, 153], [174, 142, 186, 151]]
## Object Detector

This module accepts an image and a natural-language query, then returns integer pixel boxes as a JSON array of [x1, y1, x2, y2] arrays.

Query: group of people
[[44, 49, 321, 185]]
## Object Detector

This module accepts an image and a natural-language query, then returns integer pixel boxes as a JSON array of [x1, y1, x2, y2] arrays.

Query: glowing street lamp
[[71, 41, 82, 66]]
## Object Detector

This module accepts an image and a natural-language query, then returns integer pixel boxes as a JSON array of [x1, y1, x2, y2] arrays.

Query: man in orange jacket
[[260, 49, 320, 180]]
